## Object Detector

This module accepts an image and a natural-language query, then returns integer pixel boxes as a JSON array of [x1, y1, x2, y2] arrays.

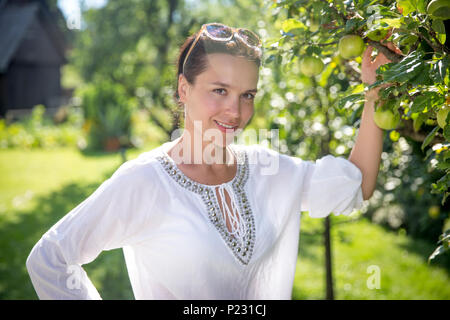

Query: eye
[[243, 93, 255, 100], [213, 88, 227, 95]]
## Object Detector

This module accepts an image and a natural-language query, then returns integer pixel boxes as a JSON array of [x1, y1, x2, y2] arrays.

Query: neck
[[169, 133, 234, 168]]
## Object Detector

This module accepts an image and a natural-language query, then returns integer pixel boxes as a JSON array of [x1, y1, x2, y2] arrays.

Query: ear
[[178, 73, 190, 104]]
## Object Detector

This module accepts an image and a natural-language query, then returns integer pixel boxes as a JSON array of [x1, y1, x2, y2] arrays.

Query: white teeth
[[216, 120, 235, 129]]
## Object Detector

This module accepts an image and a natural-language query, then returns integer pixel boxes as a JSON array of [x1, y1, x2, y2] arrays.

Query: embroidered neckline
[[156, 144, 255, 266]]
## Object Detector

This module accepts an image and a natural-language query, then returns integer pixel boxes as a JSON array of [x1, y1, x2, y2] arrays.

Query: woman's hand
[[361, 40, 402, 102]]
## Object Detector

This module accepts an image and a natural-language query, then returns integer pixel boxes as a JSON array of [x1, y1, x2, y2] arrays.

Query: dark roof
[[0, 1, 66, 72]]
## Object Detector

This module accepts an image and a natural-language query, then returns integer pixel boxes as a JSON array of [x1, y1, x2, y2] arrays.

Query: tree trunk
[[312, 77, 334, 300], [324, 215, 334, 300]]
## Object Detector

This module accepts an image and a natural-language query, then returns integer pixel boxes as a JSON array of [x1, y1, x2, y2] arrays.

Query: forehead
[[196, 53, 259, 90]]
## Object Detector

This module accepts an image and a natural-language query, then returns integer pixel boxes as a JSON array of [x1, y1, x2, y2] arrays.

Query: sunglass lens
[[238, 29, 260, 46], [206, 24, 232, 39]]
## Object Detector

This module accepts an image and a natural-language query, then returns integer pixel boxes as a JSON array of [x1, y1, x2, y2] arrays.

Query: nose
[[224, 96, 241, 123]]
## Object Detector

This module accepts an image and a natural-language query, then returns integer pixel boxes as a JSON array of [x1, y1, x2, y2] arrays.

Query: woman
[[26, 23, 397, 299]]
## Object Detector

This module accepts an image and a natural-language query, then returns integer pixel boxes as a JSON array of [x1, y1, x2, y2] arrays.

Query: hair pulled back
[[173, 28, 262, 108]]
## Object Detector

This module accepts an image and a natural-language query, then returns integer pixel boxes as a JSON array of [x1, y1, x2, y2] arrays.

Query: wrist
[[364, 94, 378, 104], [364, 86, 380, 103]]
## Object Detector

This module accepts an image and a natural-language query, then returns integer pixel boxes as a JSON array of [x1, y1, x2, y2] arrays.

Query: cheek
[[243, 103, 254, 120], [189, 93, 220, 118], [199, 93, 222, 117]]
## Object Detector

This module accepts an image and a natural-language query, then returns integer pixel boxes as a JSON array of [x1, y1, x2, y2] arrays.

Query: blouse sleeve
[[300, 154, 364, 218], [25, 163, 157, 300]]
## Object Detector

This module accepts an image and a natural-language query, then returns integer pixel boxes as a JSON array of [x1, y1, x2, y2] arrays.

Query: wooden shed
[[0, 0, 66, 119]]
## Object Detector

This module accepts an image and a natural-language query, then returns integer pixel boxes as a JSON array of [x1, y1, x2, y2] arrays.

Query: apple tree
[[261, 0, 449, 292]]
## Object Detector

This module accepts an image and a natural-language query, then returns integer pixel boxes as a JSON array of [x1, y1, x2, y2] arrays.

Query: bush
[[78, 80, 136, 151], [0, 105, 85, 149]]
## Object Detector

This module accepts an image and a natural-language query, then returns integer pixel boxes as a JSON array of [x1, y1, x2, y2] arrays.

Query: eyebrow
[[210, 81, 258, 93]]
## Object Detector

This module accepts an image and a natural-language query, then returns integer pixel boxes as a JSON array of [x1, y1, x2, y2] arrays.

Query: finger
[[381, 41, 403, 55], [374, 52, 392, 65], [373, 57, 392, 70], [391, 44, 403, 55], [362, 45, 374, 66], [384, 42, 399, 53]]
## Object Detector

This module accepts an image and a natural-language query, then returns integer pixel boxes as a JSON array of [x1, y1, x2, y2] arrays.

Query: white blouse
[[26, 141, 364, 300]]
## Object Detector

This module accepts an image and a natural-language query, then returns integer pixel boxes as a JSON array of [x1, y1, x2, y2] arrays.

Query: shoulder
[[237, 144, 306, 177], [107, 146, 164, 189], [238, 143, 307, 164], [237, 143, 279, 162]]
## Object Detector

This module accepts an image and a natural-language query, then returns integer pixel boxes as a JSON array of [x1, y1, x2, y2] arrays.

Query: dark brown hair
[[173, 29, 262, 109]]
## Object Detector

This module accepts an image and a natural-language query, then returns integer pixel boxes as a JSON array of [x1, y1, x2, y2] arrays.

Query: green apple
[[338, 35, 365, 59], [427, 0, 450, 20], [300, 56, 324, 77], [437, 107, 449, 128], [428, 205, 440, 219], [374, 108, 400, 130]]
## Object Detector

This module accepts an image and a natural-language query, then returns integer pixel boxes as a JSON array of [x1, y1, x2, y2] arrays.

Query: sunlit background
[[0, 0, 449, 300]]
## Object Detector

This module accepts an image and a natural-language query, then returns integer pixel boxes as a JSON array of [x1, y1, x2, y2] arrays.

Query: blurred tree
[[70, 0, 269, 141]]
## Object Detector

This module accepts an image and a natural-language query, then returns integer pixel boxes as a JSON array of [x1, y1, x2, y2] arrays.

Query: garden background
[[0, 0, 449, 299]]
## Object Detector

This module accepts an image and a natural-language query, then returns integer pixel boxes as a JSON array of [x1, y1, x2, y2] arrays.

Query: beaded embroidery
[[156, 145, 255, 266]]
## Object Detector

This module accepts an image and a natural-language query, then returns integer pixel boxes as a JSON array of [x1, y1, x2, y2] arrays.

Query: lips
[[214, 120, 238, 132]]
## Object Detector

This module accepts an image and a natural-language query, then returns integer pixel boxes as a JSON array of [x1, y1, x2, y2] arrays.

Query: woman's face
[[178, 53, 259, 149]]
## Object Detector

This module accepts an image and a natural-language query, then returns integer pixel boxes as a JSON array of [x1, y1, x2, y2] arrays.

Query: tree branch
[[396, 27, 441, 53], [397, 117, 446, 145], [316, 40, 340, 46], [367, 40, 404, 63], [425, 21, 450, 54]]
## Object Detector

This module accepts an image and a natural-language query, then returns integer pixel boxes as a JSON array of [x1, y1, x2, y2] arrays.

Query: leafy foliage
[[264, 0, 449, 261]]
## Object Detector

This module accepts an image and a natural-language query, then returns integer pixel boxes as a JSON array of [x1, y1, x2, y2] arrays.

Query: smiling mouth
[[214, 120, 238, 131]]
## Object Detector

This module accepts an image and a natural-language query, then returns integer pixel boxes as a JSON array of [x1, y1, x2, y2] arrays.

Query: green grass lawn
[[0, 145, 449, 299], [294, 215, 450, 299]]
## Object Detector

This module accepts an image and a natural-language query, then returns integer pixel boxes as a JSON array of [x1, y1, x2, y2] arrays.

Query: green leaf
[[397, 0, 416, 15], [379, 18, 402, 28], [381, 51, 424, 83], [432, 19, 446, 45], [444, 149, 450, 161], [410, 65, 433, 86], [282, 19, 307, 33], [349, 103, 364, 124], [443, 192, 449, 206], [336, 93, 365, 111], [306, 46, 321, 56], [425, 145, 434, 160], [416, 0, 427, 13], [436, 159, 450, 170], [413, 112, 427, 131], [444, 125, 450, 141], [345, 18, 360, 33], [411, 92, 442, 113], [398, 0, 427, 15], [439, 229, 450, 243], [421, 126, 439, 151], [428, 244, 446, 263], [430, 56, 449, 83], [367, 79, 385, 90]]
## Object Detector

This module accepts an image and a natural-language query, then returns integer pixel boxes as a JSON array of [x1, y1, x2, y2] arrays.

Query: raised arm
[[348, 41, 402, 200]]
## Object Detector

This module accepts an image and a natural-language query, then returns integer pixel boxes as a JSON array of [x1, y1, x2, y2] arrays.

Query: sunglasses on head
[[182, 23, 262, 74]]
